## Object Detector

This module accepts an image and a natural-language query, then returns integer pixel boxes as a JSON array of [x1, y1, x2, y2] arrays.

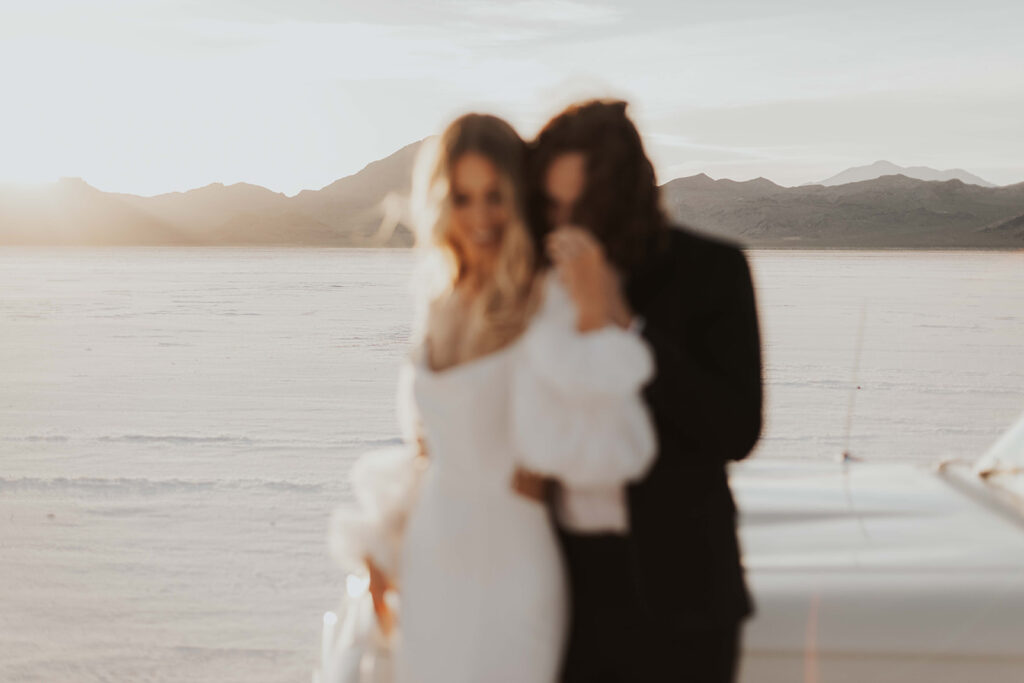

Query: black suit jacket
[[622, 224, 763, 629]]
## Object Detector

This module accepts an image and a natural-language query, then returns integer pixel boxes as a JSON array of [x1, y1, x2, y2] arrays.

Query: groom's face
[[543, 152, 586, 228]]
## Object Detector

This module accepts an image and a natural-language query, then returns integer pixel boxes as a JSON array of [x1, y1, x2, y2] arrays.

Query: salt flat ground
[[1, 247, 1022, 682]]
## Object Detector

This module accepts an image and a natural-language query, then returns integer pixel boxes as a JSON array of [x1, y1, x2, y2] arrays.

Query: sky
[[2, 0, 1022, 196]]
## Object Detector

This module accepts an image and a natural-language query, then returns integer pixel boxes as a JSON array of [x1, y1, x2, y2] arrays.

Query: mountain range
[[1, 145, 1022, 249], [0, 141, 422, 248], [664, 173, 1024, 248], [812, 160, 995, 188]]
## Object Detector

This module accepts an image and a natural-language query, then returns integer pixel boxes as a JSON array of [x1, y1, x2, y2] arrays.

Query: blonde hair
[[410, 113, 537, 359]]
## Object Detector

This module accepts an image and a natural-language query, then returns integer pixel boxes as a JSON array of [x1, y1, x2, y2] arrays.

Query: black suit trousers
[[559, 533, 741, 683]]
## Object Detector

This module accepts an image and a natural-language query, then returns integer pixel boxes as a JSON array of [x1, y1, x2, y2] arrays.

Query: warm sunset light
[[3, 3, 1024, 683]]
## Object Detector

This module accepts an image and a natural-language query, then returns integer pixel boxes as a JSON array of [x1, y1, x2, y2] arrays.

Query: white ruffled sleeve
[[511, 275, 657, 490], [329, 446, 422, 578], [329, 360, 425, 582]]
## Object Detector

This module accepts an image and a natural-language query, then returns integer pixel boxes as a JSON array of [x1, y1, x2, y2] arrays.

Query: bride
[[328, 113, 656, 683]]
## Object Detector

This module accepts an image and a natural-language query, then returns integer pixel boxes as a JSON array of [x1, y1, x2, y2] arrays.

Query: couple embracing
[[329, 100, 763, 683]]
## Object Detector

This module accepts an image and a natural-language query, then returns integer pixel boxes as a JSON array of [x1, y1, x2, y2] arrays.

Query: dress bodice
[[405, 341, 523, 489]]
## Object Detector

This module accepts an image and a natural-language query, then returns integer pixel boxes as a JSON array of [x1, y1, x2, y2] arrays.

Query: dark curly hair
[[526, 99, 669, 273]]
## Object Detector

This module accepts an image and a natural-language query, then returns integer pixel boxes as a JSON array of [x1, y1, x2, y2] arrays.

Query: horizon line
[[2, 152, 1017, 198]]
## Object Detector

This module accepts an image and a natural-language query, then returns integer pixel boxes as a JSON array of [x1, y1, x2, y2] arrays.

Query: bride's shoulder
[[426, 290, 457, 317], [423, 290, 464, 337]]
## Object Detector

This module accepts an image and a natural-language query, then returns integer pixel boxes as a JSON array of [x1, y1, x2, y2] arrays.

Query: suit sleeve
[[640, 247, 763, 464]]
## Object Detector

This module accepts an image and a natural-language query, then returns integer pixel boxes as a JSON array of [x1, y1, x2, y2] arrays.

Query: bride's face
[[450, 152, 509, 273]]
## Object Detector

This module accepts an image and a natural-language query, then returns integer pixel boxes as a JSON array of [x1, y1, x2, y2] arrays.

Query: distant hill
[[0, 177, 193, 246], [662, 174, 1024, 248], [813, 161, 995, 188], [288, 139, 423, 246], [980, 211, 1024, 241], [2, 147, 1023, 248], [0, 141, 426, 247], [115, 182, 291, 242]]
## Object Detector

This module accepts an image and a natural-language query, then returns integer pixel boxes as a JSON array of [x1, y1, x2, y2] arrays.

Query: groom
[[526, 100, 763, 682]]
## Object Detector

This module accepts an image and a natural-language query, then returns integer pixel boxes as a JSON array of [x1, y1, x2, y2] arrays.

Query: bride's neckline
[[413, 271, 555, 380], [415, 336, 522, 380]]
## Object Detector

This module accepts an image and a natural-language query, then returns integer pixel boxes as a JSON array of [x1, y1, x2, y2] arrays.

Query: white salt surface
[[1, 247, 1022, 681]]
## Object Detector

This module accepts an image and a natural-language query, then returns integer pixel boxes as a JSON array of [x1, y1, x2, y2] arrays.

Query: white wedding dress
[[329, 275, 656, 683]]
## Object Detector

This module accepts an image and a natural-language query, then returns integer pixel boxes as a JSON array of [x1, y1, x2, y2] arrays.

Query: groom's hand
[[546, 226, 632, 332], [511, 467, 552, 503]]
